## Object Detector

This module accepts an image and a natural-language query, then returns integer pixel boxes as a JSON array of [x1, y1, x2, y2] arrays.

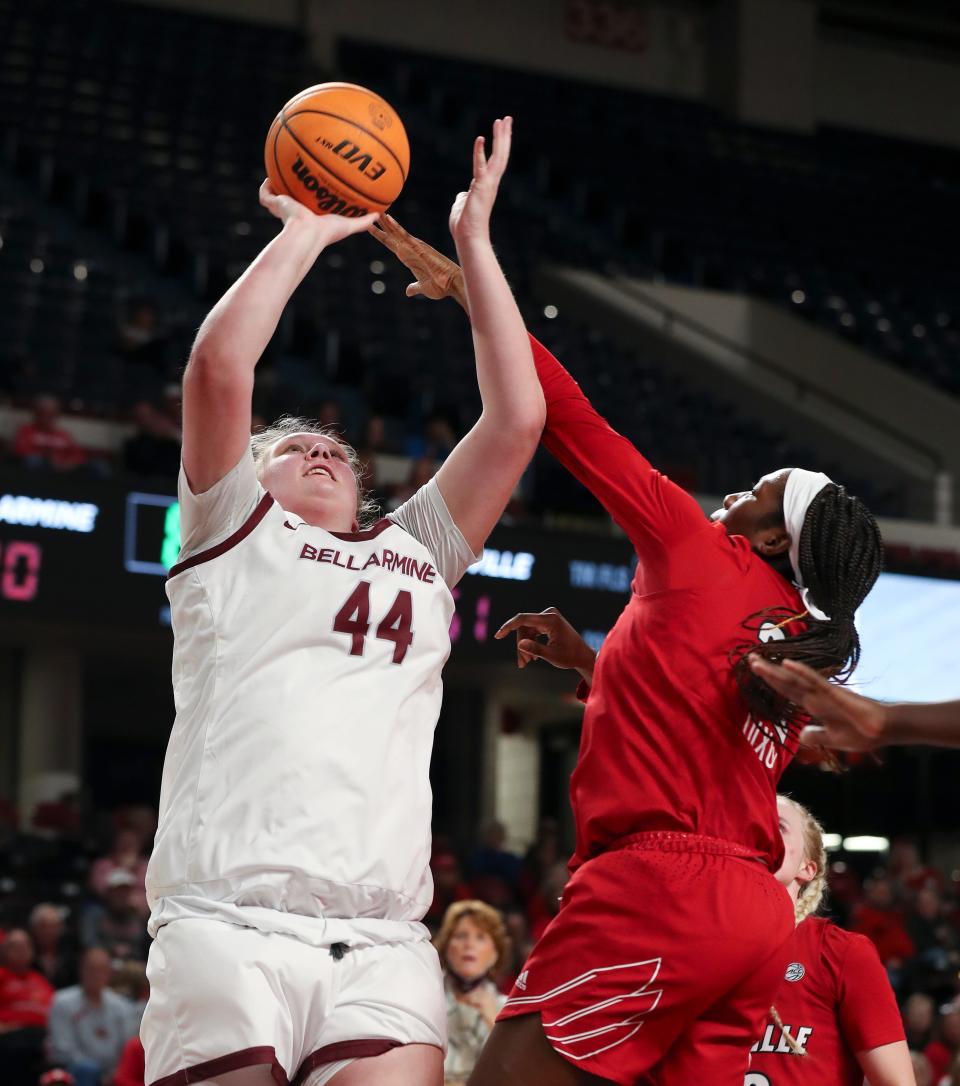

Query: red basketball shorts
[[498, 833, 794, 1086]]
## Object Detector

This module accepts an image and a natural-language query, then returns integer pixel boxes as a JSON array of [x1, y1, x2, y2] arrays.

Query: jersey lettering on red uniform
[[530, 336, 802, 872], [747, 916, 905, 1086]]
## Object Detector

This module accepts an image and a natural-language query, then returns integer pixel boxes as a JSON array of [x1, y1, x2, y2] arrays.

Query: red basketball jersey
[[748, 917, 905, 1085], [531, 337, 802, 872]]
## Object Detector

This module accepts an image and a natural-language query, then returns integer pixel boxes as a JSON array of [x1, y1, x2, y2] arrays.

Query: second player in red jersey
[[749, 796, 911, 1086], [373, 220, 885, 1086]]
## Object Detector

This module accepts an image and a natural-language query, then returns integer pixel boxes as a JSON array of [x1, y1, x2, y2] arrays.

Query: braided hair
[[732, 483, 883, 743]]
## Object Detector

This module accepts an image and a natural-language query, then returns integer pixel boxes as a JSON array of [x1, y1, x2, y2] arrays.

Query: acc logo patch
[[785, 962, 805, 982]]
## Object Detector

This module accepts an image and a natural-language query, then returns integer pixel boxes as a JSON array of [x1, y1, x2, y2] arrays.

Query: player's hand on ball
[[368, 215, 467, 305], [259, 180, 379, 245], [495, 606, 596, 678], [748, 656, 887, 752], [449, 116, 512, 246]]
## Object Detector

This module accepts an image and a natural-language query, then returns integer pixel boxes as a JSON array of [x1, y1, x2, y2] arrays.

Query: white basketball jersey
[[147, 479, 458, 940]]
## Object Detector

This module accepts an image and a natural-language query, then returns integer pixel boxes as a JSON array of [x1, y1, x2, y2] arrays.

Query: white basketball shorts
[[141, 917, 446, 1086]]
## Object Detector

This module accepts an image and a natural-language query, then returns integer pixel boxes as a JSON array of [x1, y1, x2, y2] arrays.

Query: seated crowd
[[2, 801, 959, 1086]]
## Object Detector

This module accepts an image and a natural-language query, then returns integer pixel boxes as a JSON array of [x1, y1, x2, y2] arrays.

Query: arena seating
[[0, 0, 922, 514], [341, 40, 960, 400]]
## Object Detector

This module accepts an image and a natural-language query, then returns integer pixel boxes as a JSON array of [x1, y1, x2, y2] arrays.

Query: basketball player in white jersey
[[141, 117, 543, 1086]]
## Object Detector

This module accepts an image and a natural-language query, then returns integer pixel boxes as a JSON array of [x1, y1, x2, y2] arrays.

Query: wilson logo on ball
[[290, 157, 369, 217], [328, 139, 387, 182]]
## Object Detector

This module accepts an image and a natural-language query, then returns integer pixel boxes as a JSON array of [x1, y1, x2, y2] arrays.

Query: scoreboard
[[0, 471, 635, 658]]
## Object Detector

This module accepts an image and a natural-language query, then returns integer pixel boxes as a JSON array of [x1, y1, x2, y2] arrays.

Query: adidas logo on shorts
[[515, 970, 529, 991]]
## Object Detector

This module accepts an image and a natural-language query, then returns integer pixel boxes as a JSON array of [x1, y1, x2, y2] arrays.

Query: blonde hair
[[250, 415, 379, 528], [434, 900, 510, 976], [778, 795, 828, 924], [771, 795, 829, 1056]]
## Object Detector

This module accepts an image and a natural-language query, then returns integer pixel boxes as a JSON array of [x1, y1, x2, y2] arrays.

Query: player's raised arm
[[371, 213, 706, 558], [182, 182, 377, 494], [372, 118, 544, 554]]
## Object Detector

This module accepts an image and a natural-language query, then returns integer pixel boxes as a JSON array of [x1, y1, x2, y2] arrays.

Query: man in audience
[[851, 875, 915, 988], [468, 821, 522, 894], [121, 401, 181, 479], [12, 396, 85, 472], [79, 870, 147, 962], [925, 1003, 960, 1085], [0, 928, 55, 1083], [29, 905, 76, 991], [48, 947, 133, 1086]]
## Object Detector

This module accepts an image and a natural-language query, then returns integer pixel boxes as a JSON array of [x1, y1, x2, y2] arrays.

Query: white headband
[[782, 468, 833, 621]]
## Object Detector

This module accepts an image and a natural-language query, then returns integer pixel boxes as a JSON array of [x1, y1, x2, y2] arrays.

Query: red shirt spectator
[[924, 1007, 960, 1085], [113, 1035, 146, 1086], [425, 853, 472, 929], [0, 929, 54, 1027], [850, 877, 914, 965], [13, 396, 85, 471]]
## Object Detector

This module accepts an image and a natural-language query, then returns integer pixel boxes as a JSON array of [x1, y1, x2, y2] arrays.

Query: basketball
[[264, 82, 410, 217]]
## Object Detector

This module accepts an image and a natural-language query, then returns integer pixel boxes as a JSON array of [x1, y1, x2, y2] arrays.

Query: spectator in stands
[[110, 961, 148, 1031], [468, 821, 521, 894], [353, 414, 389, 509], [907, 886, 960, 992], [79, 869, 147, 962], [518, 817, 561, 904], [29, 905, 76, 991], [13, 396, 85, 472], [890, 838, 947, 896], [944, 1051, 960, 1086], [88, 828, 149, 918], [0, 928, 55, 1084], [435, 900, 509, 1086], [113, 1034, 145, 1086], [825, 859, 862, 927], [405, 412, 457, 461], [527, 861, 568, 942], [905, 992, 937, 1051], [497, 908, 532, 995], [48, 947, 132, 1086], [425, 852, 472, 930], [912, 1050, 934, 1086], [925, 1004, 960, 1085], [316, 398, 342, 431], [852, 875, 914, 986], [122, 402, 181, 479], [117, 300, 167, 372], [387, 456, 436, 510]]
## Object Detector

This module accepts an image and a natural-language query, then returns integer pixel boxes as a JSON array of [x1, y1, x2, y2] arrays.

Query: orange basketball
[[265, 83, 409, 217]]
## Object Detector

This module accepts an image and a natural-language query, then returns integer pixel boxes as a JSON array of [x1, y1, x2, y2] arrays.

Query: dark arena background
[[1, 1, 960, 1083]]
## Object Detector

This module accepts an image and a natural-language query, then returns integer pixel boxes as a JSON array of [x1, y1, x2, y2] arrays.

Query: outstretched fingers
[[487, 115, 512, 178], [495, 609, 557, 640], [473, 133, 487, 180], [748, 656, 821, 702]]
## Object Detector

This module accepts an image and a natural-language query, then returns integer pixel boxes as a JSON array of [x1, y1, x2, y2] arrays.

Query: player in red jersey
[[749, 794, 913, 1086], [373, 220, 884, 1086]]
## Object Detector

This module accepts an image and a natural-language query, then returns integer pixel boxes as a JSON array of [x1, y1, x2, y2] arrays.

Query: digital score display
[[0, 472, 635, 659], [4, 472, 958, 690]]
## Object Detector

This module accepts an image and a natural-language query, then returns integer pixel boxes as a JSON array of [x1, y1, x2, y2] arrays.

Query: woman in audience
[[435, 901, 509, 1086]]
